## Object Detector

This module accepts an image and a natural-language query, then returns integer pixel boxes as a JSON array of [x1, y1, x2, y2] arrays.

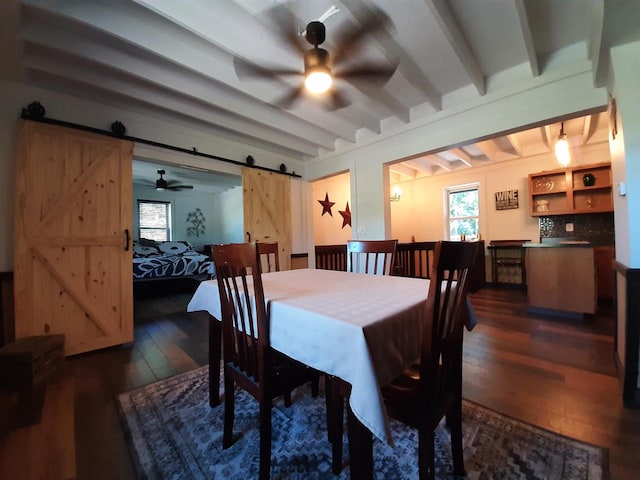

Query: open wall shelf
[[528, 162, 613, 217]]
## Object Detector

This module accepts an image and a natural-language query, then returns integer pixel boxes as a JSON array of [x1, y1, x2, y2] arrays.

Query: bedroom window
[[138, 200, 172, 241], [446, 184, 480, 241]]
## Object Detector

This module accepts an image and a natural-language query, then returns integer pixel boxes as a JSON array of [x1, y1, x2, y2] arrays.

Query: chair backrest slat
[[346, 239, 398, 276]]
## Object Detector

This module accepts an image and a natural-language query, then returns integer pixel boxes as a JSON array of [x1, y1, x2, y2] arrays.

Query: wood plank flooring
[[1, 286, 639, 479]]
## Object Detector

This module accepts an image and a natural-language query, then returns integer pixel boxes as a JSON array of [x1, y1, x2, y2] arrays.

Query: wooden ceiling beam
[[506, 133, 524, 157], [389, 162, 417, 179], [514, 0, 539, 77], [426, 0, 485, 95], [474, 139, 502, 162], [337, 0, 443, 111]]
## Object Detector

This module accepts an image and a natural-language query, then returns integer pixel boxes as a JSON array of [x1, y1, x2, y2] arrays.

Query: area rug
[[116, 366, 608, 479]]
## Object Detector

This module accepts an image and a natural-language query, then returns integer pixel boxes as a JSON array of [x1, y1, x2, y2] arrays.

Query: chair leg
[[418, 427, 435, 480], [284, 390, 292, 407], [259, 401, 272, 480], [325, 376, 344, 474], [449, 402, 466, 476], [346, 404, 373, 480], [223, 375, 235, 449], [208, 315, 221, 407]]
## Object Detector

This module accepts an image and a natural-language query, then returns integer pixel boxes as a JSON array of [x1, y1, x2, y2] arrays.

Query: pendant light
[[555, 122, 571, 167]]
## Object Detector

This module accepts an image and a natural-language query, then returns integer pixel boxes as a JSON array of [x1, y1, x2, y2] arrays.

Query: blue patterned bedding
[[133, 240, 214, 280]]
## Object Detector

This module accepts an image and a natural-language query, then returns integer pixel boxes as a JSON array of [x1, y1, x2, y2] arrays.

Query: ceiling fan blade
[[168, 185, 194, 191], [233, 56, 302, 81], [273, 84, 305, 110], [335, 62, 398, 86], [267, 5, 306, 55], [332, 6, 394, 67], [325, 89, 350, 111]]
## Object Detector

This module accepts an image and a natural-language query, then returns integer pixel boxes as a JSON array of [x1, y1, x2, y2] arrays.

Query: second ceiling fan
[[153, 169, 194, 191], [234, 5, 398, 111]]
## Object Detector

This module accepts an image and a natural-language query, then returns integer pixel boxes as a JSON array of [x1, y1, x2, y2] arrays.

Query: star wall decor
[[318, 192, 335, 217], [339, 202, 351, 229]]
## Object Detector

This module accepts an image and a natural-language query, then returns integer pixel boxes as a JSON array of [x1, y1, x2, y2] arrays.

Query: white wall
[[312, 172, 352, 245], [610, 42, 640, 268], [214, 186, 244, 245], [290, 178, 313, 255], [390, 142, 612, 244]]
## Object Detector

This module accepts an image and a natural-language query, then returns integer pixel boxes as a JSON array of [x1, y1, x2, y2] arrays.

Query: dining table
[[186, 267, 476, 478]]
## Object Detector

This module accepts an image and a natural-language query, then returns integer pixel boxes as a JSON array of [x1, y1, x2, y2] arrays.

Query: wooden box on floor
[[0, 334, 65, 390]]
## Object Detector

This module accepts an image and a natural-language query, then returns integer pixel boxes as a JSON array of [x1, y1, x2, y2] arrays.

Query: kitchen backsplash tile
[[539, 212, 615, 246]]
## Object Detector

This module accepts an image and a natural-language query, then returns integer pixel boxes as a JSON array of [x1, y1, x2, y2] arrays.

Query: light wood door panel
[[14, 121, 133, 355], [242, 167, 291, 270]]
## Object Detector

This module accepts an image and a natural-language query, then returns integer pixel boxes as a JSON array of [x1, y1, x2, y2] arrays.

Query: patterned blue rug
[[116, 366, 607, 479]]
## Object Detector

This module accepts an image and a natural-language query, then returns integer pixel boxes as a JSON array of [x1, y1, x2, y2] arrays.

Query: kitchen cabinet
[[528, 162, 613, 216], [525, 245, 597, 315]]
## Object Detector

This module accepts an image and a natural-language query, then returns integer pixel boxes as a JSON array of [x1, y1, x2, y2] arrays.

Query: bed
[[133, 240, 214, 281]]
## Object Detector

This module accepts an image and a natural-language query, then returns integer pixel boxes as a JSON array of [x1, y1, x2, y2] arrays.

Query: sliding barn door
[[242, 167, 291, 270], [14, 121, 133, 355]]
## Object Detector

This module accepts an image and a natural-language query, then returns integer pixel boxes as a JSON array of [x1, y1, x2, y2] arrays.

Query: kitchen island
[[524, 241, 596, 316]]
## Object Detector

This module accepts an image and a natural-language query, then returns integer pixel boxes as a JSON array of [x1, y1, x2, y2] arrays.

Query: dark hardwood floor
[[2, 286, 639, 479]]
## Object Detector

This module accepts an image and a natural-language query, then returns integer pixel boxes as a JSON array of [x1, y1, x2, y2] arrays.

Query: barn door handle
[[246, 231, 251, 242], [124, 229, 130, 251]]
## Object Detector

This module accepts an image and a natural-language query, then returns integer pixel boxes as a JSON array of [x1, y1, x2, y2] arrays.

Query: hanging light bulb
[[305, 67, 332, 94], [555, 122, 571, 167]]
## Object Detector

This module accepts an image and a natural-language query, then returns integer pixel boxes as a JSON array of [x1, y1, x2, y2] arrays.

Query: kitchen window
[[446, 184, 480, 241], [138, 200, 172, 241]]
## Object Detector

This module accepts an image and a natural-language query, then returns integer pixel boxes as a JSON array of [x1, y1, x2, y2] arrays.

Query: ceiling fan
[[153, 169, 194, 191], [233, 5, 398, 110]]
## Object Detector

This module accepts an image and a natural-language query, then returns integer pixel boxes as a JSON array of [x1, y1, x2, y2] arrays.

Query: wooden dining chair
[[326, 240, 479, 477], [325, 239, 398, 472], [256, 241, 280, 272], [211, 242, 320, 480], [314, 244, 347, 271], [381, 240, 479, 479], [346, 239, 398, 275]]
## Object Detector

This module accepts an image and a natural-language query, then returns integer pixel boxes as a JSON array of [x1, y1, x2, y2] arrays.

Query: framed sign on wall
[[495, 189, 519, 210]]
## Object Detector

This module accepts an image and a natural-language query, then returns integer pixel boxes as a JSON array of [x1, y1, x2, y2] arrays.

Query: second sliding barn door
[[242, 167, 291, 270]]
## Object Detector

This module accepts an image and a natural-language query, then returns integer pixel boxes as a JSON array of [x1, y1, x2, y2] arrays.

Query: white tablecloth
[[187, 268, 430, 445]]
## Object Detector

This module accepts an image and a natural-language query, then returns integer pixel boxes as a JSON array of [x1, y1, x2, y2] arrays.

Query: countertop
[[523, 241, 593, 248]]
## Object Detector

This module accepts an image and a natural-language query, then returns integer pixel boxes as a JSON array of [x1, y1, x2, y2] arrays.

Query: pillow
[[133, 242, 160, 258], [158, 240, 193, 255]]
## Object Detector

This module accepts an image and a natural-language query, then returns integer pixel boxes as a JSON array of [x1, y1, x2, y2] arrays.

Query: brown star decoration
[[339, 202, 351, 229], [318, 192, 335, 217]]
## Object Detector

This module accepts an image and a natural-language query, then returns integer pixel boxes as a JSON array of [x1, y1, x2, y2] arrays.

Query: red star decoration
[[339, 202, 351, 229], [318, 192, 335, 217]]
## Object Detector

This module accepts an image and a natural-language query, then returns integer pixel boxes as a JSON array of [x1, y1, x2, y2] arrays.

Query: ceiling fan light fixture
[[555, 122, 571, 167], [304, 47, 332, 94], [156, 169, 168, 190], [305, 68, 332, 94]]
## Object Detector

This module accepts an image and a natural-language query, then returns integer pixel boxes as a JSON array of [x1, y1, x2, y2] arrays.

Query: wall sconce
[[555, 122, 571, 167], [390, 186, 402, 202]]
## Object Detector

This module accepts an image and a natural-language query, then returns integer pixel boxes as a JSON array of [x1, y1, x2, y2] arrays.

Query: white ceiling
[[3, 0, 639, 182]]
